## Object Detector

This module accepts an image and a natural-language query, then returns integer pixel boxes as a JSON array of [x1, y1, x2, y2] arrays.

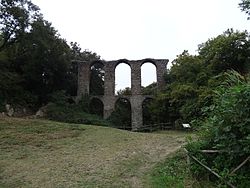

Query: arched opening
[[90, 61, 104, 95], [107, 98, 132, 130], [89, 98, 104, 117], [141, 62, 157, 95], [115, 62, 131, 95], [142, 98, 154, 126]]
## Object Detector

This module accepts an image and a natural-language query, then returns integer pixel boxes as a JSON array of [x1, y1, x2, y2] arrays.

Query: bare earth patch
[[0, 118, 189, 188]]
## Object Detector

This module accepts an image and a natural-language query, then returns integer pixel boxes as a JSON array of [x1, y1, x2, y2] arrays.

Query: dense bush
[[150, 150, 215, 187], [107, 98, 132, 130], [46, 91, 110, 126], [46, 103, 110, 126], [186, 71, 250, 187]]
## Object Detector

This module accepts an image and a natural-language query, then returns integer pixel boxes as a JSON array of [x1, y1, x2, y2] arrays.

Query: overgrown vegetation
[[147, 27, 250, 187], [107, 98, 132, 130], [186, 71, 250, 187], [150, 150, 214, 188], [147, 3, 250, 185], [149, 29, 250, 127], [150, 150, 189, 187], [46, 91, 110, 126]]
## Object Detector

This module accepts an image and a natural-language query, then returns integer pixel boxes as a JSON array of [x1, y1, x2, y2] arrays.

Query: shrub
[[186, 71, 250, 187], [46, 91, 110, 126], [46, 102, 110, 126]]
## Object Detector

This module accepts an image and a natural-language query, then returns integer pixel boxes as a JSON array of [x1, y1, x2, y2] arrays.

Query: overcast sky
[[32, 0, 250, 90]]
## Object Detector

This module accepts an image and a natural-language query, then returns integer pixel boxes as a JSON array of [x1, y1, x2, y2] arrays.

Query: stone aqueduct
[[77, 58, 169, 131]]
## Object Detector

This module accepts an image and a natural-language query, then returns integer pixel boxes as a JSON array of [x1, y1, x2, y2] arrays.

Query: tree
[[0, 0, 42, 106], [0, 0, 104, 111], [169, 51, 205, 86], [149, 30, 250, 127], [142, 98, 154, 125], [116, 87, 131, 95], [0, 46, 27, 106], [11, 18, 71, 104], [0, 0, 40, 51], [149, 51, 208, 126], [199, 29, 250, 75], [108, 98, 132, 130], [239, 0, 250, 19], [90, 62, 104, 95]]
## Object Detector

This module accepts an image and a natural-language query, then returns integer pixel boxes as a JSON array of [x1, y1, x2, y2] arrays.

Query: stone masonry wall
[[77, 58, 169, 131]]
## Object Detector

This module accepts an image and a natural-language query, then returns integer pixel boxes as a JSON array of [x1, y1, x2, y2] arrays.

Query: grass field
[[0, 117, 190, 188]]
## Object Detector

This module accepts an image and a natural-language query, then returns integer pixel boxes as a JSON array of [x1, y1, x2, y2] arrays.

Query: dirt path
[[121, 132, 187, 188], [0, 118, 189, 188]]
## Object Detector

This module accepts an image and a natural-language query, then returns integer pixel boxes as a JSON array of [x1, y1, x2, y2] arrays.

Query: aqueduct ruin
[[77, 58, 169, 131]]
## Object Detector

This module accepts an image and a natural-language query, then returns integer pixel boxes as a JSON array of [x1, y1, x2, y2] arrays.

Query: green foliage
[[142, 98, 154, 125], [48, 90, 69, 104], [108, 98, 131, 130], [199, 29, 250, 75], [239, 0, 250, 19], [116, 87, 131, 95], [170, 51, 204, 85], [141, 82, 157, 95], [18, 18, 73, 104], [0, 0, 40, 51], [149, 93, 173, 124], [0, 1, 100, 107], [90, 62, 104, 95], [150, 151, 187, 187], [78, 94, 91, 113], [89, 98, 103, 117], [186, 71, 250, 187], [150, 29, 250, 127], [46, 91, 109, 126], [150, 150, 214, 188], [149, 51, 208, 126], [46, 103, 109, 126]]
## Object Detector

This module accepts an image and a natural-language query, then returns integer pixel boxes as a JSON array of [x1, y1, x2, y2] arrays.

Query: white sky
[[32, 0, 250, 90]]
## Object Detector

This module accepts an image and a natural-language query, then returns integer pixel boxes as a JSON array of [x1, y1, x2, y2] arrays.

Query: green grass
[[148, 150, 215, 188], [150, 150, 187, 187], [0, 117, 191, 187]]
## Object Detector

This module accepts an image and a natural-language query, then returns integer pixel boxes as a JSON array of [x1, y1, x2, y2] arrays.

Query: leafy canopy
[[239, 0, 250, 19], [0, 0, 40, 50]]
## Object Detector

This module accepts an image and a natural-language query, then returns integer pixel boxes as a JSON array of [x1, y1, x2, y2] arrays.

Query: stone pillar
[[103, 62, 116, 119], [104, 62, 115, 96], [156, 60, 169, 90], [130, 62, 141, 95], [130, 96, 143, 131], [103, 96, 116, 119], [77, 61, 90, 98], [130, 62, 143, 130]]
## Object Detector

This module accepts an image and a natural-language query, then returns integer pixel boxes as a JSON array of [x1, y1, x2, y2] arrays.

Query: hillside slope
[[0, 118, 188, 188]]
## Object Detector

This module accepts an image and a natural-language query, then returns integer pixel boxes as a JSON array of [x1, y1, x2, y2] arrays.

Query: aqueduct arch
[[77, 58, 169, 131]]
